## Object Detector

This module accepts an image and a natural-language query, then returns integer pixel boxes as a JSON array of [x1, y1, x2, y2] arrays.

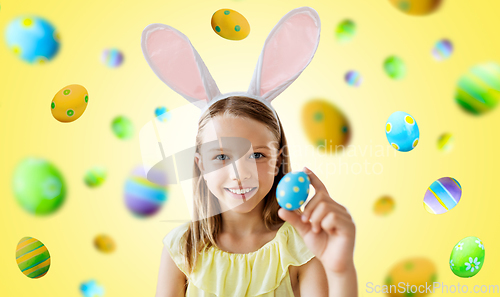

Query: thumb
[[278, 208, 310, 236]]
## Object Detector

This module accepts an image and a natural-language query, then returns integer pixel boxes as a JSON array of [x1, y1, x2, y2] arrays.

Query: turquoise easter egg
[[450, 236, 485, 278], [455, 62, 500, 115], [276, 171, 310, 210], [385, 111, 420, 152], [12, 157, 66, 215], [5, 16, 60, 64]]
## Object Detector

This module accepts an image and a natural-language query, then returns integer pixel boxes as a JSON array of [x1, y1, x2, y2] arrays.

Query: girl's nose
[[229, 159, 255, 181]]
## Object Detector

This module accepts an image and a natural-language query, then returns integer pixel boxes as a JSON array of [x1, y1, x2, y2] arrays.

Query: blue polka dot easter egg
[[276, 171, 310, 210], [385, 111, 420, 152]]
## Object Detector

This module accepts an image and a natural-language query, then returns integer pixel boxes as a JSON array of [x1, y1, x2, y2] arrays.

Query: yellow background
[[1, 0, 499, 295]]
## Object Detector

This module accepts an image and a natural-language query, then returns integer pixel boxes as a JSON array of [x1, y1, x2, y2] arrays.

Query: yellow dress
[[163, 221, 315, 297]]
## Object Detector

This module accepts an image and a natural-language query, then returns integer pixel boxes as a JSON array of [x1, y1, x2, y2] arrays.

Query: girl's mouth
[[224, 187, 257, 199]]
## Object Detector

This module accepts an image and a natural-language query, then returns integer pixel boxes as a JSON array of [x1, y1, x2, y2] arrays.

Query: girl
[[141, 7, 357, 297]]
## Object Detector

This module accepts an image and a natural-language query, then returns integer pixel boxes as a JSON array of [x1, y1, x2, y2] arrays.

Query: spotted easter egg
[[111, 115, 134, 139], [437, 133, 454, 153], [211, 9, 250, 41], [5, 16, 60, 64], [373, 195, 395, 216], [302, 99, 351, 154], [385, 111, 419, 152], [94, 234, 116, 253], [276, 171, 310, 211], [388, 0, 442, 16], [335, 19, 356, 43], [455, 62, 500, 115], [345, 71, 362, 87], [450, 236, 485, 278], [13, 157, 66, 216], [124, 166, 168, 217], [432, 39, 453, 61], [384, 56, 406, 80], [81, 280, 105, 297], [51, 84, 89, 123], [423, 177, 462, 214], [16, 237, 51, 279], [101, 48, 123, 68], [155, 106, 172, 122], [84, 166, 107, 188], [385, 257, 437, 296]]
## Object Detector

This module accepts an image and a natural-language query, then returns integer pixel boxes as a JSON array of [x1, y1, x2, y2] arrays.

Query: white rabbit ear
[[247, 7, 321, 102], [141, 24, 221, 108]]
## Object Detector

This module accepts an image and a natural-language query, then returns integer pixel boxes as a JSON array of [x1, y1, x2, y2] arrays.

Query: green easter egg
[[12, 158, 66, 215], [449, 236, 485, 278], [111, 115, 134, 139], [84, 166, 107, 188]]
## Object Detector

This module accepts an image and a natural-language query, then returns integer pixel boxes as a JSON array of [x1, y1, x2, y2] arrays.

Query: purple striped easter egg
[[423, 177, 462, 214]]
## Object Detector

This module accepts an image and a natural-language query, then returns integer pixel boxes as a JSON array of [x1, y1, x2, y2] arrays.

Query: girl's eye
[[251, 152, 265, 159], [214, 154, 229, 161], [214, 153, 265, 161]]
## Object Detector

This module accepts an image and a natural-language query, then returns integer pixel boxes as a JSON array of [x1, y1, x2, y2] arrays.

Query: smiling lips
[[225, 187, 257, 194]]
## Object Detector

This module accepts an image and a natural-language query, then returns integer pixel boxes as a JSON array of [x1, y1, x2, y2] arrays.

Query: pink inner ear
[[146, 29, 208, 101], [260, 13, 318, 96]]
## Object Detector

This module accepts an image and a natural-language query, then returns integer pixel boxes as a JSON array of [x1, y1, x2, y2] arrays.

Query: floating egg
[[335, 19, 356, 43], [423, 177, 461, 214], [385, 257, 437, 297], [94, 234, 116, 253], [13, 157, 66, 215], [211, 9, 250, 41], [432, 39, 453, 61], [450, 236, 485, 278], [81, 280, 105, 297], [455, 62, 500, 115], [345, 71, 362, 87], [16, 237, 51, 279], [84, 166, 107, 188], [302, 99, 351, 153], [155, 106, 172, 122], [437, 133, 454, 152], [276, 171, 310, 211], [5, 16, 60, 64], [124, 166, 168, 217], [373, 195, 395, 216], [101, 48, 124, 68], [111, 115, 134, 139], [51, 84, 89, 123], [388, 0, 442, 16], [384, 56, 406, 80], [385, 111, 419, 152]]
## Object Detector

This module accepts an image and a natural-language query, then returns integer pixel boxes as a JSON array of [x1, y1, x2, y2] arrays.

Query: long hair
[[178, 96, 297, 275]]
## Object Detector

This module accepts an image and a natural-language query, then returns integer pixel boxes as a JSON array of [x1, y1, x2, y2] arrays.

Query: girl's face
[[194, 116, 282, 213]]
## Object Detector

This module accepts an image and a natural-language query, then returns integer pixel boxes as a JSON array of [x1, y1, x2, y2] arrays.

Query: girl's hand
[[278, 167, 356, 274]]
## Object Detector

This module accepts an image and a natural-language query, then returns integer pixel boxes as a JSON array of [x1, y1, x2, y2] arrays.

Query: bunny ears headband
[[141, 6, 321, 135]]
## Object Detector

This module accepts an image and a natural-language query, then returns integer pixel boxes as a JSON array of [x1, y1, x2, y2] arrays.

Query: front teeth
[[227, 188, 254, 194]]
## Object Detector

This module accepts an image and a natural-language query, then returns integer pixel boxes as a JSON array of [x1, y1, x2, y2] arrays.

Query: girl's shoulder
[[162, 222, 190, 248]]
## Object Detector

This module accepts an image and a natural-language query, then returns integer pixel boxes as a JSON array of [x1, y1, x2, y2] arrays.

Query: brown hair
[[178, 96, 298, 276]]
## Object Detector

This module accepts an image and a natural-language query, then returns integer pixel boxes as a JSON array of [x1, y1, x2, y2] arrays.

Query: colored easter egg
[[124, 166, 168, 217], [81, 280, 105, 297], [385, 257, 437, 296], [16, 237, 51, 279], [423, 177, 462, 214], [345, 71, 362, 87], [155, 106, 172, 122], [384, 56, 406, 80], [385, 111, 419, 152], [302, 99, 351, 153], [373, 195, 395, 216], [211, 9, 250, 41], [51, 84, 89, 123], [111, 115, 134, 139], [432, 39, 453, 61], [101, 48, 123, 67], [450, 236, 485, 278], [335, 19, 356, 43], [437, 133, 454, 152], [388, 0, 442, 16], [455, 62, 500, 115], [5, 16, 60, 64], [13, 157, 66, 216], [84, 166, 107, 188], [276, 171, 310, 210], [94, 234, 116, 253]]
